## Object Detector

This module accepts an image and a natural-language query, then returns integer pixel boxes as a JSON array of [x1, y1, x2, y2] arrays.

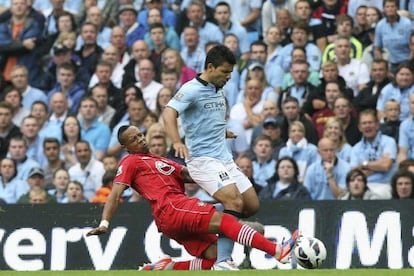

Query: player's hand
[[226, 130, 237, 139], [86, 226, 108, 236], [173, 142, 189, 159]]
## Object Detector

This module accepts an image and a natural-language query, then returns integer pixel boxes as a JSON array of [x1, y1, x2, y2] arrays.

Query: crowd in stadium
[[0, 0, 414, 204]]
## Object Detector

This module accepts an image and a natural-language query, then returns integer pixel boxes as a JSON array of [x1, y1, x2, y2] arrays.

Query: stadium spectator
[[304, 137, 350, 200], [259, 156, 311, 200], [376, 63, 414, 122], [78, 96, 110, 161], [180, 26, 205, 73], [122, 40, 151, 87], [76, 6, 111, 50], [135, 59, 163, 113], [10, 65, 47, 111], [251, 135, 276, 190], [91, 169, 117, 204], [354, 59, 390, 113], [339, 168, 382, 200], [391, 169, 414, 199], [2, 86, 30, 127], [90, 84, 115, 126], [0, 0, 44, 85], [279, 121, 318, 183], [47, 62, 86, 114], [68, 140, 105, 200], [0, 101, 21, 158], [374, 0, 411, 73], [350, 109, 397, 199], [20, 115, 44, 164], [42, 137, 66, 189], [0, 157, 27, 204], [61, 115, 81, 168], [65, 180, 88, 203], [323, 117, 353, 163], [47, 168, 69, 203], [8, 136, 39, 181], [17, 167, 56, 203], [144, 7, 180, 51], [333, 96, 361, 146], [379, 100, 400, 142]]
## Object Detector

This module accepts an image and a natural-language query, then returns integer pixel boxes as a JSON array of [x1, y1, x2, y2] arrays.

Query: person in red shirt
[[87, 125, 298, 270]]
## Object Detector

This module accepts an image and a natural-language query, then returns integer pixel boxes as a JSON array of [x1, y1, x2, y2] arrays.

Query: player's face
[[208, 62, 233, 88], [123, 126, 149, 154]]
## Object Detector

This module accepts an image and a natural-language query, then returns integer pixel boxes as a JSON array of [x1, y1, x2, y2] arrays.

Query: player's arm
[[86, 183, 127, 236], [163, 106, 189, 159]]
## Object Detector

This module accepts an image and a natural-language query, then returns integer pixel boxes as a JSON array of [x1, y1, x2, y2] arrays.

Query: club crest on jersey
[[155, 161, 175, 175], [116, 165, 123, 176], [197, 201, 206, 207]]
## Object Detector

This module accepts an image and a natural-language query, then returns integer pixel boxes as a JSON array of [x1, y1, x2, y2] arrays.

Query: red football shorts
[[156, 197, 218, 257]]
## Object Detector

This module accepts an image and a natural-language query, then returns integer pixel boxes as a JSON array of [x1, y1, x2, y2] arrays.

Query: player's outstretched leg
[[218, 213, 299, 264]]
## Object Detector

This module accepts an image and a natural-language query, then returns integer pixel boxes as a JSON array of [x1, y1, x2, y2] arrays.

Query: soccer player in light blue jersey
[[163, 45, 261, 270]]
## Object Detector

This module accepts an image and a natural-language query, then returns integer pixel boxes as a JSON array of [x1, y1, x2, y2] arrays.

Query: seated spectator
[[148, 135, 168, 157], [0, 101, 21, 158], [304, 137, 350, 200], [135, 59, 163, 113], [48, 168, 69, 203], [161, 48, 196, 88], [339, 168, 382, 200], [379, 99, 400, 143], [61, 115, 81, 168], [391, 169, 414, 199], [3, 86, 30, 127], [352, 6, 370, 48], [312, 0, 347, 44], [259, 156, 311, 200], [102, 155, 118, 171], [17, 167, 56, 204], [65, 180, 88, 203], [323, 117, 352, 163], [122, 40, 151, 87], [91, 169, 117, 203], [29, 186, 49, 204], [278, 59, 316, 110], [155, 87, 174, 119], [0, 157, 27, 204], [0, 0, 44, 85], [376, 63, 414, 122], [68, 140, 105, 201], [350, 109, 397, 199], [279, 121, 318, 183], [144, 7, 180, 51], [311, 81, 342, 137], [78, 96, 111, 161], [47, 62, 86, 114], [235, 155, 259, 193], [8, 136, 39, 181], [333, 96, 361, 146], [90, 84, 116, 127], [10, 65, 47, 111], [118, 4, 145, 49], [354, 59, 391, 113], [109, 84, 144, 130], [334, 36, 369, 96], [322, 14, 363, 63], [251, 135, 276, 190], [230, 79, 265, 145], [42, 137, 66, 189], [30, 101, 50, 140], [281, 46, 321, 91], [180, 26, 206, 74], [160, 70, 180, 94]]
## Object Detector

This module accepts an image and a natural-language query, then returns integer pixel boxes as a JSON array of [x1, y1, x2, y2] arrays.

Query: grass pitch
[[0, 270, 412, 276]]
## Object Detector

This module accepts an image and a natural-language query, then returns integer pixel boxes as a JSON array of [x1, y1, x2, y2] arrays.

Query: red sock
[[172, 258, 215, 270], [219, 213, 277, 256]]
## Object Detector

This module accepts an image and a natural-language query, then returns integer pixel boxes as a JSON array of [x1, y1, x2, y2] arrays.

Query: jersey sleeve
[[166, 83, 197, 115], [114, 157, 136, 187]]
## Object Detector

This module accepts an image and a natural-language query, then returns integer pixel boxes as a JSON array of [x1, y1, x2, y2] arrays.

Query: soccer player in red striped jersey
[[87, 125, 298, 270]]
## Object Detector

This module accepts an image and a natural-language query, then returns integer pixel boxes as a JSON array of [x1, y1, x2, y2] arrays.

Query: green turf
[[0, 270, 412, 276]]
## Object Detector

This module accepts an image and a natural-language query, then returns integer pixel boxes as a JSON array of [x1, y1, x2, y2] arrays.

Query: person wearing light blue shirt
[[397, 93, 414, 163], [163, 45, 258, 269], [78, 97, 110, 161], [8, 137, 40, 181], [180, 26, 206, 73], [376, 64, 414, 121], [374, 0, 411, 70], [350, 110, 397, 198], [304, 138, 350, 200], [252, 135, 276, 188], [0, 158, 28, 204], [278, 121, 319, 183]]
